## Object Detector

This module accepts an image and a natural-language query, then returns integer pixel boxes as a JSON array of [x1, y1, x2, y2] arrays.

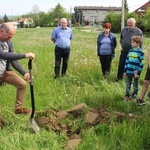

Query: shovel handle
[[28, 58, 32, 70]]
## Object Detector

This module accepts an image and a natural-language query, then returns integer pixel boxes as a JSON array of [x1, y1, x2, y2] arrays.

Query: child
[[123, 36, 144, 102]]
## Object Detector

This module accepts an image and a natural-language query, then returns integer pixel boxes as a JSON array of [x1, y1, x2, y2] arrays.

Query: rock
[[65, 138, 82, 150], [56, 110, 68, 119], [36, 116, 50, 127], [85, 111, 99, 125], [68, 103, 87, 117]]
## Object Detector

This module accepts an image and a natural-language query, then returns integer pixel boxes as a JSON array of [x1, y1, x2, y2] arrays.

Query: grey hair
[[127, 18, 136, 24]]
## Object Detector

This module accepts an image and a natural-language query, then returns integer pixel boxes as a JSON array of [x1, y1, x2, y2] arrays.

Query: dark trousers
[[54, 46, 70, 76], [99, 55, 112, 76], [125, 76, 138, 98], [117, 51, 128, 80]]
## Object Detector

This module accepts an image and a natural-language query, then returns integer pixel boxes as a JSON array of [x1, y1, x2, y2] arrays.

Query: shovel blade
[[30, 118, 40, 133]]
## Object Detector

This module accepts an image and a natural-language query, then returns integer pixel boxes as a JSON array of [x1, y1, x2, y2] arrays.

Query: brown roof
[[133, 1, 150, 15]]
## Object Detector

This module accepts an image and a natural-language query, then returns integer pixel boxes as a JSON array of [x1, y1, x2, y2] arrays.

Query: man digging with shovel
[[0, 22, 35, 114]]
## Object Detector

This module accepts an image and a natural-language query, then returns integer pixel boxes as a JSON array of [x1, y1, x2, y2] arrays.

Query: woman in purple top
[[97, 23, 117, 76]]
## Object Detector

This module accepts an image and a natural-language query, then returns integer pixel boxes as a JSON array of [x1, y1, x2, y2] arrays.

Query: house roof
[[74, 6, 122, 11], [133, 1, 150, 15]]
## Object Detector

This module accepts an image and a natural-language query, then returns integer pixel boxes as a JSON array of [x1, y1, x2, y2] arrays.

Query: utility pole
[[121, 0, 125, 30]]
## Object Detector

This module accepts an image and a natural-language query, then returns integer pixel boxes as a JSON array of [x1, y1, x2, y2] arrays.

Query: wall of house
[[74, 6, 121, 25], [82, 9, 121, 25]]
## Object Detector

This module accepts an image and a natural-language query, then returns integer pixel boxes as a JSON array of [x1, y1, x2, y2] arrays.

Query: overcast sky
[[0, 0, 149, 16]]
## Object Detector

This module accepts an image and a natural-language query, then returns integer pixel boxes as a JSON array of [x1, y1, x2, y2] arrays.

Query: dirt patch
[[34, 103, 138, 149]]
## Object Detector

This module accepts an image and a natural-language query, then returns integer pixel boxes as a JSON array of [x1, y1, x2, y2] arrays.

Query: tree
[[74, 8, 83, 26], [30, 5, 40, 27], [141, 8, 150, 31], [104, 11, 121, 33], [124, 0, 129, 12], [38, 11, 49, 27], [3, 14, 9, 22], [48, 3, 70, 27]]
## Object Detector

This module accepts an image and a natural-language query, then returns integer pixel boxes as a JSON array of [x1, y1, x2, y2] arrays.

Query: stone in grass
[[56, 110, 68, 119], [65, 138, 82, 150], [85, 111, 99, 125], [68, 103, 87, 117], [36, 116, 50, 127]]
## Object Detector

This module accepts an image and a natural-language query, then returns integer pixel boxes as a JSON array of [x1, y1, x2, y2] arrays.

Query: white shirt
[[0, 41, 8, 75]]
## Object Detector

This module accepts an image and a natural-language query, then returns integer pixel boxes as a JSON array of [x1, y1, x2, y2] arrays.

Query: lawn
[[0, 26, 150, 150]]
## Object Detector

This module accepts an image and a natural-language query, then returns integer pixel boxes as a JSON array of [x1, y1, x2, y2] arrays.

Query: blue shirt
[[51, 26, 73, 49]]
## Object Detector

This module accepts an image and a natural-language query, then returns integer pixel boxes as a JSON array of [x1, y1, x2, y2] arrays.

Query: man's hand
[[25, 53, 35, 59], [24, 73, 32, 82]]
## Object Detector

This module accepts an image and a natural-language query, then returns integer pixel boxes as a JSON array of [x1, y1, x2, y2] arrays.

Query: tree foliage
[[104, 12, 121, 33], [3, 14, 9, 22], [140, 8, 150, 31], [124, 0, 129, 12]]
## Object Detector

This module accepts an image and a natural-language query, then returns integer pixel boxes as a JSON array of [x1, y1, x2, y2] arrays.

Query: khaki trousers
[[0, 71, 27, 110]]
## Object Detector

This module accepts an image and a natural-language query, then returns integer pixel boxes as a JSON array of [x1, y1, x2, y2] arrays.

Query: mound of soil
[[34, 103, 138, 150]]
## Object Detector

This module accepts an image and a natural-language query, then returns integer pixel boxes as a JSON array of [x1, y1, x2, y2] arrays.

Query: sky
[[0, 0, 149, 16]]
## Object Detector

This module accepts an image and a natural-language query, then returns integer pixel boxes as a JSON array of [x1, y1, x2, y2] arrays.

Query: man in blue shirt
[[51, 18, 73, 79]]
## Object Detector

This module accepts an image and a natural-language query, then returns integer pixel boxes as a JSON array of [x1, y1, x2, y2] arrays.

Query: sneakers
[[15, 107, 31, 114], [137, 99, 145, 106], [123, 96, 129, 102]]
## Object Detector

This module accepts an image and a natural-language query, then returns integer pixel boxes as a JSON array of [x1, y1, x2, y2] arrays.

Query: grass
[[0, 27, 150, 150]]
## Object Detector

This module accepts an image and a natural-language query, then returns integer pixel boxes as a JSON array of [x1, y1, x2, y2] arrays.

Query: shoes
[[15, 107, 31, 114], [123, 96, 129, 102], [130, 97, 136, 102], [137, 99, 145, 106]]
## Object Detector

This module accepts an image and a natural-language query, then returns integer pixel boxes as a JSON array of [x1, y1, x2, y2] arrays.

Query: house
[[74, 6, 122, 25], [17, 18, 34, 27], [134, 1, 150, 16]]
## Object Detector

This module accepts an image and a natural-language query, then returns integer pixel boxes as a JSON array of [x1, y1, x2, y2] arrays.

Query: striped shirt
[[124, 48, 144, 76]]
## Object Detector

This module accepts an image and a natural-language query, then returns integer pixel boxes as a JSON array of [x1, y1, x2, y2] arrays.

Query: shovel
[[28, 59, 40, 133]]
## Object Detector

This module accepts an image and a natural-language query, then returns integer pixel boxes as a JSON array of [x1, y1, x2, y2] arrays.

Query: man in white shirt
[[0, 22, 35, 114]]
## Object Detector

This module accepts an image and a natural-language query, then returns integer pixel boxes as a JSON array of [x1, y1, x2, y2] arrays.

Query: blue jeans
[[125, 76, 139, 98]]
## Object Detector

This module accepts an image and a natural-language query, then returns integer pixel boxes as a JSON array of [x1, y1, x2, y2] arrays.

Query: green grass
[[0, 27, 150, 150]]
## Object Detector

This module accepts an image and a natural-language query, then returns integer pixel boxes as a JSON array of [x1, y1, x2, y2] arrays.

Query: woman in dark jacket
[[97, 23, 117, 76]]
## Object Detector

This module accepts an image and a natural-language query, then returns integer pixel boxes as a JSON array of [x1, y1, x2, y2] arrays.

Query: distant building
[[17, 18, 34, 27], [74, 6, 122, 25], [133, 1, 150, 16]]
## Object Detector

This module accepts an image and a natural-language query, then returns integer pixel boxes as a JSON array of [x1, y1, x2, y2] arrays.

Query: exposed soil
[[0, 103, 138, 150], [34, 103, 138, 150]]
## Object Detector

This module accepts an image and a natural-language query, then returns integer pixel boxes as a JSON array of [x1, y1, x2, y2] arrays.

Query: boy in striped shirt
[[123, 36, 144, 101]]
